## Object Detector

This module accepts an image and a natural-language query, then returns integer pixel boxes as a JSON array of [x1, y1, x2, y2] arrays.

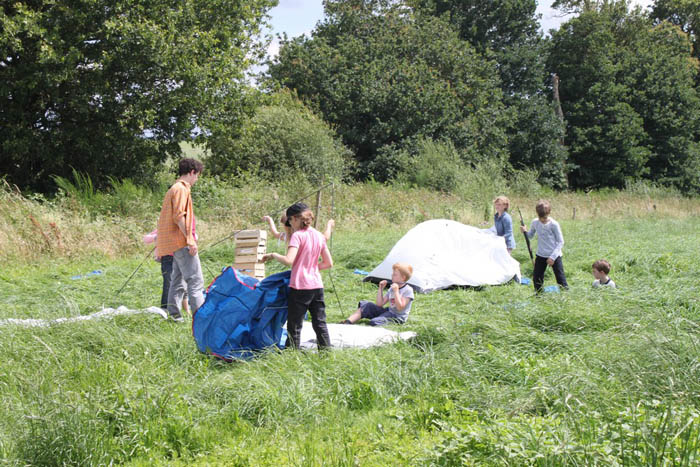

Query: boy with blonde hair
[[341, 263, 415, 326], [520, 199, 568, 292]]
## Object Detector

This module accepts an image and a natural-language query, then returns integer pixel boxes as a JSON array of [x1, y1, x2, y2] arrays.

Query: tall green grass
[[2, 204, 700, 464]]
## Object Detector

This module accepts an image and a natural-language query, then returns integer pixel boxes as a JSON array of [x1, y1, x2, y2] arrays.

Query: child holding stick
[[520, 200, 568, 292]]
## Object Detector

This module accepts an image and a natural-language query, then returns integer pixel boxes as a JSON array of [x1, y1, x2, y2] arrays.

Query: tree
[[625, 22, 700, 189], [548, 1, 700, 189], [206, 91, 352, 185], [0, 0, 275, 192], [507, 96, 569, 188], [409, 0, 540, 53], [267, 0, 508, 179], [411, 0, 570, 187], [651, 0, 700, 82]]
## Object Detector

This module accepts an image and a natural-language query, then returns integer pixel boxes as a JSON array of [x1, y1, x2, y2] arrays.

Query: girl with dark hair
[[262, 202, 333, 349]]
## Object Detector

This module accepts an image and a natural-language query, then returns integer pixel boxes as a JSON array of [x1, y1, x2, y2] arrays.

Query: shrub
[[206, 93, 352, 185], [395, 138, 465, 192]]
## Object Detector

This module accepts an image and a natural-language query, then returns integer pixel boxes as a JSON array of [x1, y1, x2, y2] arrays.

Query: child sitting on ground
[[520, 199, 569, 293], [340, 262, 414, 326], [592, 259, 616, 288]]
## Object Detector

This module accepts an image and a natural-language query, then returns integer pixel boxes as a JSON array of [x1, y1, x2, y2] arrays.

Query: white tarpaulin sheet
[[0, 306, 167, 328], [1, 308, 415, 351], [365, 219, 521, 292], [297, 322, 415, 350]]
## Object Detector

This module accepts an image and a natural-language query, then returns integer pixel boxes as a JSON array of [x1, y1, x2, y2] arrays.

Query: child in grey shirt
[[520, 200, 568, 292]]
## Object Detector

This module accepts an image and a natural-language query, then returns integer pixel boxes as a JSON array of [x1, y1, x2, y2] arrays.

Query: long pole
[[517, 208, 534, 265]]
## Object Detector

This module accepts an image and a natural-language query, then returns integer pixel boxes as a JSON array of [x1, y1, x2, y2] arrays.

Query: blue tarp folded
[[192, 268, 290, 360]]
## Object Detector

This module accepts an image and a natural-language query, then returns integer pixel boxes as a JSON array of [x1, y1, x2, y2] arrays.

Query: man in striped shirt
[[156, 158, 205, 322]]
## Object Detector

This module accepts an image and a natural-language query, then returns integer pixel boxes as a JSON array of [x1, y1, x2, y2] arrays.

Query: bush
[[395, 138, 465, 192], [206, 92, 352, 185], [53, 169, 159, 218]]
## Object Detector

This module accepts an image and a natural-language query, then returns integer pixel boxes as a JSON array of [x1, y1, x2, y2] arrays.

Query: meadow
[[2, 178, 700, 465]]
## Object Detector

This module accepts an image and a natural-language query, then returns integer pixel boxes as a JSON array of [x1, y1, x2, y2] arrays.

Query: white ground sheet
[[0, 306, 167, 328], [0, 309, 414, 351], [297, 322, 416, 350]]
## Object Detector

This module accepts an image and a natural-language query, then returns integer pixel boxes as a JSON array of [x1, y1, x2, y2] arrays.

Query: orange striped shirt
[[155, 180, 195, 257]]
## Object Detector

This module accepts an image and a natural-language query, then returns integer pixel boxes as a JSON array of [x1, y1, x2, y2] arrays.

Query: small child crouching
[[592, 259, 616, 288], [341, 263, 414, 326]]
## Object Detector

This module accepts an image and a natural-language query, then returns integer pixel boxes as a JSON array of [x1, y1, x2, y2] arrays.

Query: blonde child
[[592, 259, 616, 288], [263, 215, 334, 243], [340, 263, 415, 326], [486, 195, 515, 253], [520, 200, 568, 292]]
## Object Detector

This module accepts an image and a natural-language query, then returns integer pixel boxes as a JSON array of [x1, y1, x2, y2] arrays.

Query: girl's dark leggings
[[287, 288, 331, 350]]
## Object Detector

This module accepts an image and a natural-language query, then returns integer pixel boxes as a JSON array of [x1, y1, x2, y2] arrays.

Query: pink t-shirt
[[288, 227, 326, 290]]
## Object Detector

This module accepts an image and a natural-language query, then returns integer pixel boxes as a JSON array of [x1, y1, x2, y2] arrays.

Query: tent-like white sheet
[[365, 219, 521, 292]]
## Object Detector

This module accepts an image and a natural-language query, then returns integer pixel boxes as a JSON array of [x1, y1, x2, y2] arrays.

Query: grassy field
[[2, 182, 700, 465]]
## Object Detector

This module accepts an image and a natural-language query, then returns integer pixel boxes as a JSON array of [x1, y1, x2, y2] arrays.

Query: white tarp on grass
[[365, 219, 521, 293], [0, 308, 414, 351], [0, 306, 167, 328], [297, 322, 415, 350]]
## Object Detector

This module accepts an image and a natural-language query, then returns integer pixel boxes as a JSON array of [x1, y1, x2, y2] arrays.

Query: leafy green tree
[[409, 0, 540, 53], [411, 0, 570, 187], [267, 0, 508, 179], [651, 0, 700, 83], [625, 22, 700, 189], [549, 1, 700, 189], [507, 96, 569, 188], [0, 0, 274, 192], [206, 92, 352, 185]]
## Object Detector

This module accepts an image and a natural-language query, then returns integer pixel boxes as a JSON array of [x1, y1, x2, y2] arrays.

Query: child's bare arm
[[262, 215, 283, 239], [262, 246, 298, 267], [323, 219, 335, 241], [376, 280, 389, 306], [319, 245, 333, 270]]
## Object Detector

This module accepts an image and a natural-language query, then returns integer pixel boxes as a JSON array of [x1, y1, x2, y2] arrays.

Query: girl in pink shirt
[[262, 202, 333, 349]]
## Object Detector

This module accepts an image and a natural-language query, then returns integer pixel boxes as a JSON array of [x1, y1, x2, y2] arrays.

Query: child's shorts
[[358, 300, 407, 326]]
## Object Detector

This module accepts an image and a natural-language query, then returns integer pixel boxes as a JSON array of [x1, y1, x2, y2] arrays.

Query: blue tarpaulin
[[192, 268, 290, 360]]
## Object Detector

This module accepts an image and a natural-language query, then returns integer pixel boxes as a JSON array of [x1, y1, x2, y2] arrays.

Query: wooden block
[[234, 263, 265, 271], [235, 264, 265, 276], [235, 245, 267, 256], [235, 229, 267, 240], [235, 253, 263, 263], [235, 238, 266, 248]]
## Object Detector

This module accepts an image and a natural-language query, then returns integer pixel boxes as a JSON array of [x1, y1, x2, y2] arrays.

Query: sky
[[263, 0, 655, 59]]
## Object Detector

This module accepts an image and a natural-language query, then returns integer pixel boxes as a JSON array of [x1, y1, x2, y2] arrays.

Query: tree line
[[2, 0, 698, 193]]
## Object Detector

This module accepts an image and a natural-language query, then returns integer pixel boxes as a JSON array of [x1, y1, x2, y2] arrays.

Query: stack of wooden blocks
[[233, 229, 267, 280]]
